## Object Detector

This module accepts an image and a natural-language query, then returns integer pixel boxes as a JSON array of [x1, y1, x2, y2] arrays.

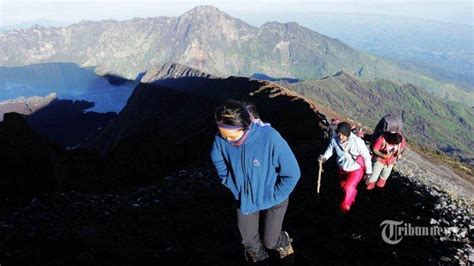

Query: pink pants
[[338, 156, 365, 211]]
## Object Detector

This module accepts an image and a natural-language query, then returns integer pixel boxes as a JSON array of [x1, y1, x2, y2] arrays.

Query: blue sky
[[1, 0, 472, 27]]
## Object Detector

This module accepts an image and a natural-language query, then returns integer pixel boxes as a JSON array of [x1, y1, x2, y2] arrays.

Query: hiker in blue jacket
[[210, 100, 301, 265]]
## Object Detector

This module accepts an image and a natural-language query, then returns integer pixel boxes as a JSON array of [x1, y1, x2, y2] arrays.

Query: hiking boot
[[340, 202, 351, 213], [275, 231, 295, 259], [366, 182, 375, 190], [276, 243, 294, 259], [376, 179, 386, 188], [244, 245, 269, 264]]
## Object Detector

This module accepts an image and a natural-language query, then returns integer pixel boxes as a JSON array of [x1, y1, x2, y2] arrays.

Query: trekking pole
[[317, 159, 323, 194]]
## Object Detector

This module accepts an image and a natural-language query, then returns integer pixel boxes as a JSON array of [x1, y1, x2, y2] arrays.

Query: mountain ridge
[[81, 63, 327, 183], [1, 5, 472, 105], [141, 62, 214, 83], [287, 71, 474, 164]]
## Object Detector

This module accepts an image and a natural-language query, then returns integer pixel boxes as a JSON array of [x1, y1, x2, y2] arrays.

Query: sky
[[1, 0, 473, 27]]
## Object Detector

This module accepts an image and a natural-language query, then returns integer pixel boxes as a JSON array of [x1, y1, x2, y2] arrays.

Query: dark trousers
[[237, 198, 289, 250]]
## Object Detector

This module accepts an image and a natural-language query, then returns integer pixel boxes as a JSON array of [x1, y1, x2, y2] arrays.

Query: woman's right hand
[[318, 155, 326, 163]]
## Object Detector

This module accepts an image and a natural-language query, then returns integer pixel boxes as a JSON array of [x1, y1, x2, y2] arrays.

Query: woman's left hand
[[364, 173, 372, 181]]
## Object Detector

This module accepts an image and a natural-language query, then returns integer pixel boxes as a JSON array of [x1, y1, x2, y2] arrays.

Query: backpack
[[372, 114, 403, 143], [379, 136, 403, 157]]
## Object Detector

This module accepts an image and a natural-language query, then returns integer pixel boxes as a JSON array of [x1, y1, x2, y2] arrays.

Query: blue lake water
[[0, 62, 139, 113]]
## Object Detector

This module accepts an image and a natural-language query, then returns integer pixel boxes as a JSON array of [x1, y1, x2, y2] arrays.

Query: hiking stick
[[317, 159, 323, 194]]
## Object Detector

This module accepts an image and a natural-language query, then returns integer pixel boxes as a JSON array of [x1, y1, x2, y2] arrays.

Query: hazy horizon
[[1, 1, 472, 29]]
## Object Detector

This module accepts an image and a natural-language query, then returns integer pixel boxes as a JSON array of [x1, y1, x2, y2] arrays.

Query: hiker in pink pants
[[337, 156, 366, 210], [318, 122, 372, 212]]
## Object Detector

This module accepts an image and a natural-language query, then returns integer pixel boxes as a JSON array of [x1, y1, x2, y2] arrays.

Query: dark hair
[[384, 132, 402, 145], [243, 101, 260, 120], [215, 99, 252, 130], [336, 122, 352, 137]]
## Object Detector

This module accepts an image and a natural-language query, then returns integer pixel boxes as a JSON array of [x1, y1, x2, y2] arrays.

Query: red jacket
[[372, 135, 406, 165]]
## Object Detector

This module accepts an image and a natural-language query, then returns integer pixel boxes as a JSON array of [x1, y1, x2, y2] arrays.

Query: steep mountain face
[[0, 6, 257, 80], [287, 72, 474, 164], [82, 63, 327, 183], [1, 5, 472, 105], [0, 93, 57, 121]]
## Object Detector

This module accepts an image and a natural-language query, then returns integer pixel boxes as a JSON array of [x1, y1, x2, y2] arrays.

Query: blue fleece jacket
[[210, 123, 301, 214]]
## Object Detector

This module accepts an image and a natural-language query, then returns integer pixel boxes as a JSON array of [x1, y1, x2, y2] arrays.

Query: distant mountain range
[[238, 12, 473, 92], [287, 71, 474, 164], [1, 5, 472, 105], [0, 19, 72, 32]]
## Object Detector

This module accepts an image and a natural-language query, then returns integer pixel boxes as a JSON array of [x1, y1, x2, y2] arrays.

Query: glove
[[318, 155, 327, 163], [364, 173, 372, 181]]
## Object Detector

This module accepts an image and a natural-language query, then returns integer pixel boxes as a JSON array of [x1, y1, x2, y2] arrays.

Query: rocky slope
[[397, 148, 474, 207], [1, 6, 472, 105], [0, 164, 472, 265]]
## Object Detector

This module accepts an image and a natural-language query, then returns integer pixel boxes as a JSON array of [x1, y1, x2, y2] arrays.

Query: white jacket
[[321, 133, 372, 174]]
